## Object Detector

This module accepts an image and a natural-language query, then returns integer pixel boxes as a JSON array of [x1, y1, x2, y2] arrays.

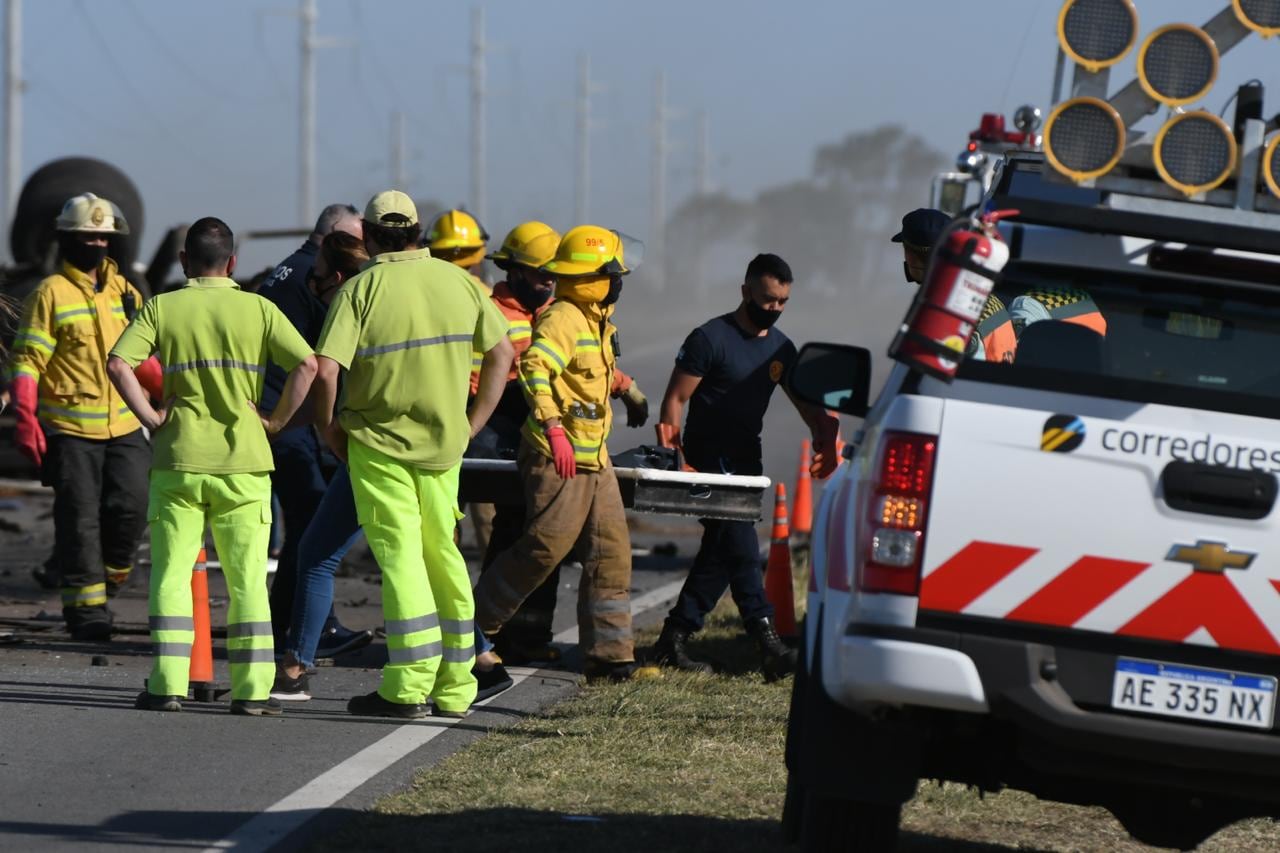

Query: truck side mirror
[[786, 342, 872, 418]]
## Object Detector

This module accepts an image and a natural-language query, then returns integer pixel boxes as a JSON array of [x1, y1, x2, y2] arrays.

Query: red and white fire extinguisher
[[889, 208, 1019, 381]]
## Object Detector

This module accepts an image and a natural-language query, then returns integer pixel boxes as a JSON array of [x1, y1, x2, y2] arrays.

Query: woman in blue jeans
[[269, 233, 511, 703]]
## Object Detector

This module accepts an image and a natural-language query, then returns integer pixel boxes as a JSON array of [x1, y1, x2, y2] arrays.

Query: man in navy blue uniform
[[653, 253, 840, 679], [259, 203, 370, 657]]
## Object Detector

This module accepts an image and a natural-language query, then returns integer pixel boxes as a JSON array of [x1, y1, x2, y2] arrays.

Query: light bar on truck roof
[[1137, 24, 1219, 107], [1263, 133, 1280, 200], [1043, 97, 1126, 183], [1233, 0, 1280, 37], [1153, 111, 1238, 196], [1057, 0, 1139, 73]]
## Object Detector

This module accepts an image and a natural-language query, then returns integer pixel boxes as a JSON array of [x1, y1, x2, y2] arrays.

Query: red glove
[[134, 356, 164, 402], [10, 374, 46, 468], [545, 424, 576, 479], [810, 414, 841, 480]]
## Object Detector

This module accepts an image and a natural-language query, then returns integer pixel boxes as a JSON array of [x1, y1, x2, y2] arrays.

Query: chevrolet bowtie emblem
[[1166, 541, 1256, 573]]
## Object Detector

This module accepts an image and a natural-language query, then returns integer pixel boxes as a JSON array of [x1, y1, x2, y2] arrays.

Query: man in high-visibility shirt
[[108, 217, 317, 714], [313, 190, 513, 719], [468, 222, 650, 668], [473, 225, 656, 683], [6, 193, 163, 640]]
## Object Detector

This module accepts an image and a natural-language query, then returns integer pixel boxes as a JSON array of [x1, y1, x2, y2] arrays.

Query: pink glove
[[11, 374, 46, 468], [810, 414, 841, 480], [134, 356, 164, 402], [545, 425, 576, 479]]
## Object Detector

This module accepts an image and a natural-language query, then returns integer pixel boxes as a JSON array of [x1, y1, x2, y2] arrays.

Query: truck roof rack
[[989, 152, 1280, 257]]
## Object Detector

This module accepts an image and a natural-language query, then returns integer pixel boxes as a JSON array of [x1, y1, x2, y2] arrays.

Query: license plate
[[1111, 658, 1276, 730]]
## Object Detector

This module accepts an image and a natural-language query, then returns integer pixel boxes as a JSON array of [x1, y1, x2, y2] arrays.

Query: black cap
[[891, 208, 950, 249]]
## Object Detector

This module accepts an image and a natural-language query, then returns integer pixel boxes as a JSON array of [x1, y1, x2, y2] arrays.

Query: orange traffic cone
[[793, 439, 813, 539], [763, 484, 797, 639], [189, 548, 216, 700]]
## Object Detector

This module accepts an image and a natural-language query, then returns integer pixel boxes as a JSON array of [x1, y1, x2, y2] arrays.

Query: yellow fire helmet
[[543, 225, 630, 277], [487, 221, 561, 270], [55, 192, 130, 235], [426, 209, 489, 268]]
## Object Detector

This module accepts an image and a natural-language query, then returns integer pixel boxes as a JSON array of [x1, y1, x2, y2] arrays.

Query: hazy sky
[[14, 0, 1280, 272]]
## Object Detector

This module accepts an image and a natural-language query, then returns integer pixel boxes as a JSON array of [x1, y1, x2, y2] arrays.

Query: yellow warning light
[[1262, 133, 1280, 199], [1043, 97, 1126, 183], [1233, 0, 1280, 38], [877, 495, 923, 530], [1056, 0, 1139, 72], [1154, 112, 1238, 197], [1137, 24, 1219, 107]]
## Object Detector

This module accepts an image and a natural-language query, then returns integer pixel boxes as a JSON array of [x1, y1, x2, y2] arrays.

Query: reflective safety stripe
[[14, 327, 55, 353], [154, 642, 193, 656], [355, 333, 473, 358], [164, 358, 266, 375], [529, 340, 567, 371], [387, 640, 444, 663], [442, 645, 475, 663], [53, 303, 95, 327], [575, 337, 601, 351], [149, 615, 194, 631], [62, 584, 108, 607], [227, 648, 276, 664], [227, 620, 273, 638], [385, 613, 440, 635], [440, 617, 473, 635], [106, 564, 133, 581], [589, 625, 633, 643], [524, 377, 551, 391], [590, 599, 631, 616], [12, 363, 40, 381], [40, 402, 110, 422]]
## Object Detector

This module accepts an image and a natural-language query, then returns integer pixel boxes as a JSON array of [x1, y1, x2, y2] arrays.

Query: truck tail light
[[858, 431, 937, 596]]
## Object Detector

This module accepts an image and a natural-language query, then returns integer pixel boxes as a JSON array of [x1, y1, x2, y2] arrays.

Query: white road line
[[203, 577, 686, 852]]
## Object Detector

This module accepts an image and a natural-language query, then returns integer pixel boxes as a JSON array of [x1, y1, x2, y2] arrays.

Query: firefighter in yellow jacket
[[426, 209, 492, 296], [6, 193, 163, 640], [473, 225, 657, 682]]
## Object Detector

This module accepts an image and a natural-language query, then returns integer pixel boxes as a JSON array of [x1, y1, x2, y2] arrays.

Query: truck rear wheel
[[801, 795, 900, 852]]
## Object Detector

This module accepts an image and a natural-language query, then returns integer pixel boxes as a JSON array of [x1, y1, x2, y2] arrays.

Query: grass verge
[[313, 602, 791, 853]]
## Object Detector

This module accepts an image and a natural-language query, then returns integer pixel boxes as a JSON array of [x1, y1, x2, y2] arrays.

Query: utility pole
[[470, 6, 487, 225], [298, 0, 316, 226], [695, 110, 710, 196], [390, 110, 406, 189], [575, 53, 592, 224], [650, 71, 668, 291], [4, 0, 20, 246]]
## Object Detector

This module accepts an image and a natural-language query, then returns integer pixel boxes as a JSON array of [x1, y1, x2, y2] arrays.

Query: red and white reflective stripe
[[920, 541, 1280, 657]]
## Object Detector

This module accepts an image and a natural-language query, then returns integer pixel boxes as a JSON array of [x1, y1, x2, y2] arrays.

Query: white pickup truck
[[782, 150, 1280, 851]]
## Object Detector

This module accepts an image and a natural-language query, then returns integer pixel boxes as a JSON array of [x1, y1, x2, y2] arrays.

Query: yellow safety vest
[[8, 259, 143, 439]]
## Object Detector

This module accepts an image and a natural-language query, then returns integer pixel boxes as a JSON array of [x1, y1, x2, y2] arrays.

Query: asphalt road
[[0, 533, 693, 853]]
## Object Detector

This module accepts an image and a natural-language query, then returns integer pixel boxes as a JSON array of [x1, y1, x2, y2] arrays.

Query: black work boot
[[652, 620, 713, 674], [64, 606, 113, 642], [745, 616, 797, 681]]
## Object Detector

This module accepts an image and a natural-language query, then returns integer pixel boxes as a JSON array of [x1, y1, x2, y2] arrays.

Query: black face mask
[[601, 274, 623, 307], [510, 272, 552, 312], [903, 260, 918, 284], [64, 240, 108, 273], [744, 298, 782, 330]]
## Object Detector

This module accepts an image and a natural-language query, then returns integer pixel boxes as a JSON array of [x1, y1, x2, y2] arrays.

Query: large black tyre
[[801, 795, 901, 853], [10, 157, 144, 269]]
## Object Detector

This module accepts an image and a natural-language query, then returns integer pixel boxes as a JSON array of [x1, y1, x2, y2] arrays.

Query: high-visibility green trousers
[[146, 469, 274, 701], [349, 439, 477, 711]]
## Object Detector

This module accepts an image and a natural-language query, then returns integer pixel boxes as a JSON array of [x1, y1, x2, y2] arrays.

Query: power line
[[122, 0, 247, 104]]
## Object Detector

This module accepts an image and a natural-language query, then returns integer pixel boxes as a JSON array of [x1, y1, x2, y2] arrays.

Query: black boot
[[745, 616, 796, 681], [65, 605, 113, 642], [652, 620, 713, 674]]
